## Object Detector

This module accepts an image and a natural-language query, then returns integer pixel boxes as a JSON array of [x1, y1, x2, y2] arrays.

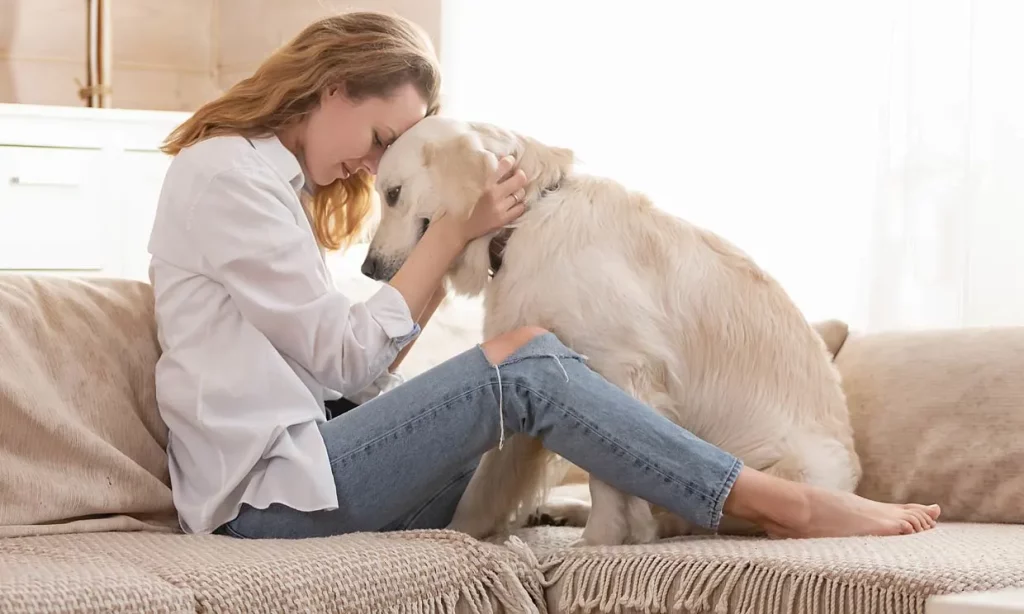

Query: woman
[[148, 11, 939, 540]]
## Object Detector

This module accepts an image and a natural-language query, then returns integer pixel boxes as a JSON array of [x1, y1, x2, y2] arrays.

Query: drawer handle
[[9, 176, 79, 188]]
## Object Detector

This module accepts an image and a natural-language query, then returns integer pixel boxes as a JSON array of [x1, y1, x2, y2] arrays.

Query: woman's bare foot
[[724, 467, 941, 538], [760, 487, 941, 538]]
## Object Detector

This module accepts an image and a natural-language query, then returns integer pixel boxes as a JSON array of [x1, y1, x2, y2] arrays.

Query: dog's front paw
[[447, 514, 502, 540], [626, 515, 658, 545], [579, 517, 630, 546]]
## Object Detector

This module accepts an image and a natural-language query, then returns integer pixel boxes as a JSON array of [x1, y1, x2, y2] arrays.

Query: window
[[441, 0, 1024, 331]]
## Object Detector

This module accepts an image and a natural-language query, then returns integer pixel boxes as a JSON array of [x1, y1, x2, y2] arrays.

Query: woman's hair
[[162, 11, 441, 250]]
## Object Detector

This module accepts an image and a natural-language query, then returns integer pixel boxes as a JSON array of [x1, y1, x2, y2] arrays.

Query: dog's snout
[[361, 256, 381, 280], [361, 254, 394, 282]]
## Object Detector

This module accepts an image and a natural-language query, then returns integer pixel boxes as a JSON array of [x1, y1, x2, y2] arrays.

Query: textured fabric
[[0, 540, 193, 614], [0, 529, 547, 614], [0, 275, 178, 537], [510, 523, 1024, 614], [148, 134, 418, 534], [835, 327, 1024, 523]]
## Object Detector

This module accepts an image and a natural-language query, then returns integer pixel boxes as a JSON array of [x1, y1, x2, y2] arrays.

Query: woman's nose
[[360, 153, 382, 175]]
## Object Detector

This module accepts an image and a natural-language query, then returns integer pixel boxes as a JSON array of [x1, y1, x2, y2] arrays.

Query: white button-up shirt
[[147, 133, 418, 534]]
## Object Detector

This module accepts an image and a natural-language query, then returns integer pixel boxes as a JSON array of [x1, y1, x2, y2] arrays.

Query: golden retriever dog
[[531, 319, 853, 536], [361, 116, 861, 546]]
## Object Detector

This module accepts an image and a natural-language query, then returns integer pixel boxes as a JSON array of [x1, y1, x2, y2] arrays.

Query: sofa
[[1, 273, 1022, 614]]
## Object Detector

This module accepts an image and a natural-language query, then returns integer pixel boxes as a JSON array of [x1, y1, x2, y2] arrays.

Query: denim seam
[[708, 457, 744, 530], [496, 353, 582, 368], [513, 380, 719, 504], [328, 383, 494, 470]]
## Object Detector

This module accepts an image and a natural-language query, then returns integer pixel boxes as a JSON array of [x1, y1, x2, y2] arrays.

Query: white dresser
[[0, 103, 191, 280]]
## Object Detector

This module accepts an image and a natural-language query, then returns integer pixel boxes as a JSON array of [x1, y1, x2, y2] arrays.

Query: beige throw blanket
[[0, 274, 178, 537]]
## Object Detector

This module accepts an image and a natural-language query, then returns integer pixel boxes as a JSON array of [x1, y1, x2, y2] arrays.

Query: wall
[[1, 0, 89, 107], [0, 0, 440, 111], [0, 0, 217, 110], [216, 0, 441, 92]]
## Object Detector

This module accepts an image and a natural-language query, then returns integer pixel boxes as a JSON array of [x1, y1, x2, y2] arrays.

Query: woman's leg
[[221, 326, 743, 539], [469, 329, 940, 539], [222, 328, 939, 539]]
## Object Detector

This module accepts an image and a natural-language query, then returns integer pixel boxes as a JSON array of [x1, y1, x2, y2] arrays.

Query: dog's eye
[[385, 185, 401, 207]]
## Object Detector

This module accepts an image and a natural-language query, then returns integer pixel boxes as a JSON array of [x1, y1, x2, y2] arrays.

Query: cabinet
[[0, 103, 191, 279]]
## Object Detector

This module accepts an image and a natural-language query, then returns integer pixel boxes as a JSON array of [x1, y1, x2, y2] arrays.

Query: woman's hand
[[446, 155, 529, 244], [388, 156, 527, 344]]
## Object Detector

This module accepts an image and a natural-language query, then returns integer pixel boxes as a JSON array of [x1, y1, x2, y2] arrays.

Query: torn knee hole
[[481, 326, 550, 364]]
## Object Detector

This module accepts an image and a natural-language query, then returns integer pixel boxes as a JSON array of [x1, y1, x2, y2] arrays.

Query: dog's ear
[[423, 134, 495, 217], [516, 134, 573, 192], [468, 122, 518, 158], [465, 121, 574, 197], [422, 133, 497, 297]]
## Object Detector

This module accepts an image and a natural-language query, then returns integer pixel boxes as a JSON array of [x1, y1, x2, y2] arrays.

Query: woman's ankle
[[721, 466, 810, 530]]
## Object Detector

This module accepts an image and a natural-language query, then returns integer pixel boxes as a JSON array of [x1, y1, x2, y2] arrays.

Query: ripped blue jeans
[[218, 332, 743, 539]]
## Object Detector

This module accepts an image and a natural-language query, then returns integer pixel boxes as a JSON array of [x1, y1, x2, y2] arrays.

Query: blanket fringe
[[539, 553, 929, 614], [385, 561, 545, 614], [504, 536, 550, 614], [378, 534, 546, 614]]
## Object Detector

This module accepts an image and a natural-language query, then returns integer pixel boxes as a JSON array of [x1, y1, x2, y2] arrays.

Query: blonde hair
[[162, 12, 441, 250]]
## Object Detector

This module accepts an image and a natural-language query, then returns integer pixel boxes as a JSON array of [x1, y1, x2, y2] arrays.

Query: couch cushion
[[835, 327, 1024, 523], [0, 275, 176, 537], [513, 523, 1024, 614], [0, 529, 546, 614]]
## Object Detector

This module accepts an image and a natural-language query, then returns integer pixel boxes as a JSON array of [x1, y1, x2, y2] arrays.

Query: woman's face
[[299, 82, 428, 186]]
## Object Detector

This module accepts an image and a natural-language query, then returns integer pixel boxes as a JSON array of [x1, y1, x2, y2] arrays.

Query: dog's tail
[[812, 319, 849, 360]]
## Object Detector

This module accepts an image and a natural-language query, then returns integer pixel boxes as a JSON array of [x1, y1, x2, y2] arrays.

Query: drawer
[[0, 145, 111, 270], [115, 150, 173, 281]]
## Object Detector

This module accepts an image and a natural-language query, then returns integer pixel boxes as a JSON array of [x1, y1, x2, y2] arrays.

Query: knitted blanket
[[0, 529, 547, 614], [510, 523, 1024, 614]]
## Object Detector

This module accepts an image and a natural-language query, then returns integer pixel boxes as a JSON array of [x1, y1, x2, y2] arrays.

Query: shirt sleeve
[[186, 165, 419, 397], [346, 370, 406, 405]]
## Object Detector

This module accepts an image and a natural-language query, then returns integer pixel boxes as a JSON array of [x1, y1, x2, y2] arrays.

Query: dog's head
[[361, 116, 572, 295]]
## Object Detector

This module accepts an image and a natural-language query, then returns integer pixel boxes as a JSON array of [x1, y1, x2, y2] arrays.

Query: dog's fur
[[362, 116, 861, 545]]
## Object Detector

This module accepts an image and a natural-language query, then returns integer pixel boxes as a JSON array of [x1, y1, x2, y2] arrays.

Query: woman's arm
[[380, 156, 525, 377], [386, 155, 526, 319], [388, 283, 446, 372], [182, 154, 524, 398]]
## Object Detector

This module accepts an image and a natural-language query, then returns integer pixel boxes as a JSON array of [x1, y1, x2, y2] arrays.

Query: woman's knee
[[481, 327, 549, 364]]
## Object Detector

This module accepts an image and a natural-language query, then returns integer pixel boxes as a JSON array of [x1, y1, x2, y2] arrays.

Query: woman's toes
[[910, 503, 941, 520], [920, 509, 937, 529]]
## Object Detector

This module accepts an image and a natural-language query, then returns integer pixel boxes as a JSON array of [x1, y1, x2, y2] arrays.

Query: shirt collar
[[248, 134, 306, 193]]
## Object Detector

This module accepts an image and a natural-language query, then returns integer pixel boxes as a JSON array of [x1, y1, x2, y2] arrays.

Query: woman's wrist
[[387, 216, 463, 321], [429, 213, 468, 248]]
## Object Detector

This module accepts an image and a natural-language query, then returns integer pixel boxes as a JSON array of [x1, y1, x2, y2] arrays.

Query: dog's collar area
[[488, 178, 563, 277], [488, 228, 514, 277], [538, 179, 561, 199]]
